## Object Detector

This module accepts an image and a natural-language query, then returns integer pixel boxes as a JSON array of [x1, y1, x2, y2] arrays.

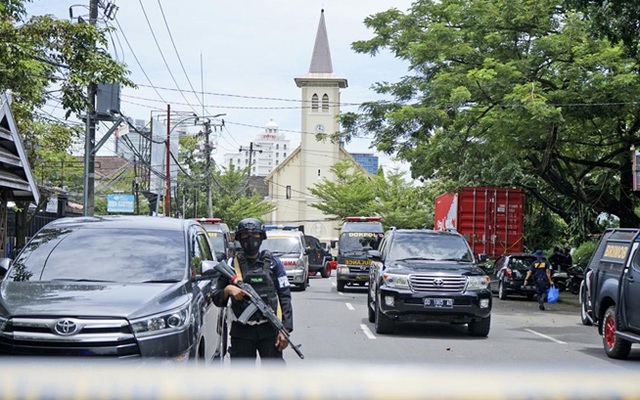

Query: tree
[[308, 160, 433, 229], [1, 2, 133, 249], [177, 136, 275, 228], [339, 0, 640, 234]]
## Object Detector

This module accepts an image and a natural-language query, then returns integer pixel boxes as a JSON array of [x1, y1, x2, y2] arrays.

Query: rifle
[[214, 261, 305, 359]]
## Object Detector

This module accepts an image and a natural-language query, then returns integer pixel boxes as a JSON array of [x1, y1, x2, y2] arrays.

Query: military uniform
[[213, 219, 293, 363]]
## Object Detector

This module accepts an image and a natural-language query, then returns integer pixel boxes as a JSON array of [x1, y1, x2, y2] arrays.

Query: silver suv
[[0, 216, 224, 361], [261, 225, 309, 290]]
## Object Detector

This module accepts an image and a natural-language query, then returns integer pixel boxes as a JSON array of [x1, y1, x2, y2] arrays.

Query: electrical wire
[[136, 0, 199, 114]]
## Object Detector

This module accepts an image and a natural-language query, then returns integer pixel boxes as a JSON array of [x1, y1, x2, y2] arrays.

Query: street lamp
[[152, 108, 199, 216]]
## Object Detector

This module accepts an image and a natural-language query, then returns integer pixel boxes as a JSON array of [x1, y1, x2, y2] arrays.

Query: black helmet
[[236, 218, 266, 240]]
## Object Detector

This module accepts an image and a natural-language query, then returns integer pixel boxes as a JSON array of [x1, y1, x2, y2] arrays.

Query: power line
[[136, 0, 199, 114]]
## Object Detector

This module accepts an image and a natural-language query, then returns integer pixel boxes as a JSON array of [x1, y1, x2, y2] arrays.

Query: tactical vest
[[231, 252, 279, 323]]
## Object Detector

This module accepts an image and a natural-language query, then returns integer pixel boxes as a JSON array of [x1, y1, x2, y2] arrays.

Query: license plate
[[423, 298, 453, 308]]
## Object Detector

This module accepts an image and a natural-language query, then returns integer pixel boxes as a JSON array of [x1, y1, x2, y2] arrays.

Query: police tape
[[0, 360, 639, 399]]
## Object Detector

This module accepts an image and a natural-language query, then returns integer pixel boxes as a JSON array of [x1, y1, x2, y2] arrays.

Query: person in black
[[548, 246, 565, 272], [213, 218, 293, 364], [523, 249, 554, 310]]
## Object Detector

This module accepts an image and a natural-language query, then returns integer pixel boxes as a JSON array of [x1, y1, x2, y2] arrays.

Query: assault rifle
[[214, 261, 305, 359]]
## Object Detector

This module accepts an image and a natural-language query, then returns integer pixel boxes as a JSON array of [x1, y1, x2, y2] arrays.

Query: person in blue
[[523, 249, 554, 310], [213, 217, 293, 364]]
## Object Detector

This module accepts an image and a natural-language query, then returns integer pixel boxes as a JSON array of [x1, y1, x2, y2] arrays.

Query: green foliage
[[176, 139, 275, 229], [308, 160, 432, 229], [341, 0, 640, 236], [572, 238, 598, 269]]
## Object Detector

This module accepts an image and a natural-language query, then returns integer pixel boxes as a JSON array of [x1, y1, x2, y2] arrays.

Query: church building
[[264, 10, 367, 243]]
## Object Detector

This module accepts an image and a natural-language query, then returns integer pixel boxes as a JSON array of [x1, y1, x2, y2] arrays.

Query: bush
[[572, 239, 598, 269]]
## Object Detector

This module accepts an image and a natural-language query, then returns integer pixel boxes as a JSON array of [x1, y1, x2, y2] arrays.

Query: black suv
[[0, 216, 225, 361], [367, 229, 492, 336]]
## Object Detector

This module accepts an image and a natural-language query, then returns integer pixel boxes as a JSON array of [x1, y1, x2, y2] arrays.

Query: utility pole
[[204, 119, 212, 217], [164, 104, 171, 216], [82, 0, 98, 216], [239, 142, 262, 177]]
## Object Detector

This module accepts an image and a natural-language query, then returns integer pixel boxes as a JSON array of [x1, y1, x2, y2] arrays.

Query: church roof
[[296, 9, 347, 88], [0, 92, 39, 203], [309, 9, 333, 74]]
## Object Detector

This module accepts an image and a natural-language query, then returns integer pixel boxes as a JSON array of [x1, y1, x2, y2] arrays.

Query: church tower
[[266, 10, 358, 242]]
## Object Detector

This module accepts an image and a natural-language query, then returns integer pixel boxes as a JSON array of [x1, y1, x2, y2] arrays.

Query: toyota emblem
[[433, 278, 444, 287], [53, 319, 79, 336]]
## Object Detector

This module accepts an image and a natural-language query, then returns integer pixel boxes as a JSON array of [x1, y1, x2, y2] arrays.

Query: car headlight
[[131, 304, 191, 338], [382, 273, 410, 290], [467, 275, 490, 291], [0, 315, 7, 332]]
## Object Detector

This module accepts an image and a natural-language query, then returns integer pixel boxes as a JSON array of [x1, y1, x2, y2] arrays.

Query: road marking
[[361, 324, 376, 339], [524, 328, 567, 344], [345, 302, 355, 311]]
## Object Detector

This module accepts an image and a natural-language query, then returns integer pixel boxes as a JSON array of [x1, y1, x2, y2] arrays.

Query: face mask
[[241, 237, 262, 255]]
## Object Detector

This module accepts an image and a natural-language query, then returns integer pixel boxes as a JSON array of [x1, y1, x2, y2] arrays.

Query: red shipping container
[[434, 187, 525, 258]]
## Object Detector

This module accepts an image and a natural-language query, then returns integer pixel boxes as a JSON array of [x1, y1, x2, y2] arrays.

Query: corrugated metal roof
[[0, 92, 40, 203]]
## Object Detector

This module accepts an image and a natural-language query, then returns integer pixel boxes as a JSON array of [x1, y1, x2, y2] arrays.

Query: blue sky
[[28, 0, 414, 174]]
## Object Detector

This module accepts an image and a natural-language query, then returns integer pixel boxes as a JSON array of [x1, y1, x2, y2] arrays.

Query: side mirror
[[330, 240, 337, 249], [477, 253, 488, 263], [201, 260, 218, 276], [368, 250, 382, 261]]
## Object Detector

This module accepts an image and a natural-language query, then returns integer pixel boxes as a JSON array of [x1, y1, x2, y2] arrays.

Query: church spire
[[309, 9, 333, 73]]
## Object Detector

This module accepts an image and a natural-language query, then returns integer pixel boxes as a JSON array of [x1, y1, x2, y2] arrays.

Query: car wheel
[[375, 301, 395, 334], [320, 263, 330, 278], [337, 280, 345, 292], [603, 305, 631, 359], [579, 281, 593, 326], [367, 290, 375, 323], [498, 281, 507, 300], [468, 315, 491, 337]]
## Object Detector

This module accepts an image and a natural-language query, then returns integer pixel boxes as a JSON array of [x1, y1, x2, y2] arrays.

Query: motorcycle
[[566, 264, 584, 295], [551, 269, 568, 292]]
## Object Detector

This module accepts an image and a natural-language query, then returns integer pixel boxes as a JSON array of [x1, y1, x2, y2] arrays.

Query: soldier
[[523, 249, 554, 310], [213, 218, 293, 363]]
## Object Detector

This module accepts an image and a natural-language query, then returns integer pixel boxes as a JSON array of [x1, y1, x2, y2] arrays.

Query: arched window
[[312, 94, 319, 111], [322, 94, 329, 112]]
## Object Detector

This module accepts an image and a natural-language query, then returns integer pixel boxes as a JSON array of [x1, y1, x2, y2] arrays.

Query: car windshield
[[207, 231, 225, 253], [261, 237, 301, 255], [389, 233, 473, 262], [8, 227, 186, 283], [338, 232, 383, 254]]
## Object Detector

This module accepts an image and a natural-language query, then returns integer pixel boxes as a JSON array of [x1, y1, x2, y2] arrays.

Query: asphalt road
[[284, 274, 640, 370]]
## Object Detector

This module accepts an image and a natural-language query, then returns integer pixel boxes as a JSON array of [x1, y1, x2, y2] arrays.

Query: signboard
[[107, 194, 134, 213]]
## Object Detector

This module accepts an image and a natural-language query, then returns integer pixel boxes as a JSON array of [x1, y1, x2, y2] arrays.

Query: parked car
[[367, 228, 492, 336], [487, 253, 537, 301], [305, 234, 333, 278], [261, 225, 309, 290], [196, 217, 233, 260], [0, 215, 225, 361]]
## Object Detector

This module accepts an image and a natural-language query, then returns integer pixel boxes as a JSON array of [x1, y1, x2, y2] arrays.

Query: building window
[[283, 152, 287, 158], [312, 94, 319, 111], [236, 158, 240, 164], [276, 152, 279, 158], [286, 185, 291, 199], [276, 144, 279, 150], [322, 94, 329, 112]]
